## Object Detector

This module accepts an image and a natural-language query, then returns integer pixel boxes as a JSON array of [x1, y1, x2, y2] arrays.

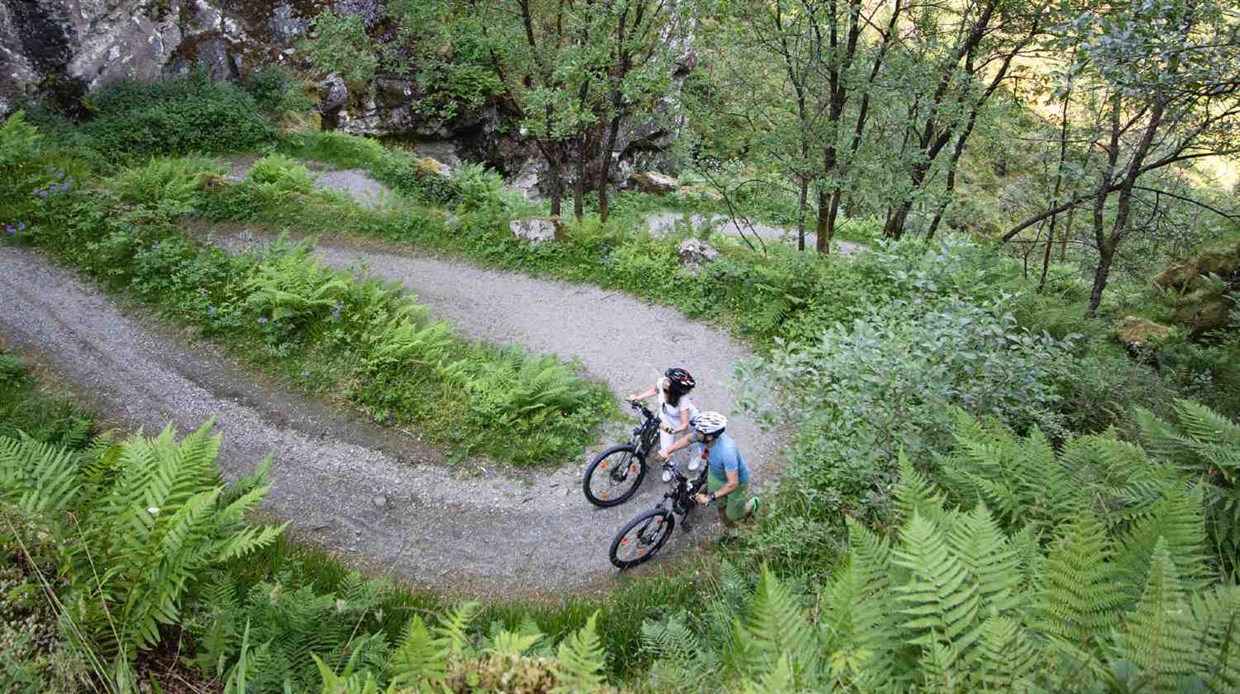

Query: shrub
[[244, 153, 314, 193], [641, 411, 1240, 691], [302, 11, 378, 83], [243, 66, 314, 121], [740, 294, 1075, 525], [107, 155, 224, 215], [0, 424, 283, 682], [79, 74, 274, 158]]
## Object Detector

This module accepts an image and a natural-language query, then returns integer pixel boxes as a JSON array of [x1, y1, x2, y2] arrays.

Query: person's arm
[[658, 432, 698, 460], [673, 402, 692, 433], [627, 386, 657, 402], [696, 470, 740, 505]]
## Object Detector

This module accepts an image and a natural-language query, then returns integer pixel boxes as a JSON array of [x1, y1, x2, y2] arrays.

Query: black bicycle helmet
[[664, 367, 696, 394]]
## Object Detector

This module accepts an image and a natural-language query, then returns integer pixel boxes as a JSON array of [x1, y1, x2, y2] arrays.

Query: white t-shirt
[[656, 377, 697, 430]]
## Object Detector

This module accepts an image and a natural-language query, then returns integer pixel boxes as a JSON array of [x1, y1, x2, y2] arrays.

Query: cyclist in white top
[[628, 368, 698, 461]]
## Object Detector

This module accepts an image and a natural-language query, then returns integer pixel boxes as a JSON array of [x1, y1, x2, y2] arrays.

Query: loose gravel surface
[[2, 228, 778, 596], [645, 211, 865, 256]]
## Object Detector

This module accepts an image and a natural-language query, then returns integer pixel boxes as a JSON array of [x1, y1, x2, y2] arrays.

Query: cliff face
[[0, 0, 321, 117], [0, 1, 683, 196]]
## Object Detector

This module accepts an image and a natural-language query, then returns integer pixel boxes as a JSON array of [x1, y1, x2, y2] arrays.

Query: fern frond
[[552, 612, 606, 693], [743, 567, 819, 682], [1113, 539, 1198, 692], [387, 614, 448, 687], [892, 512, 979, 653], [1036, 510, 1124, 647], [434, 602, 480, 657], [894, 453, 947, 525]]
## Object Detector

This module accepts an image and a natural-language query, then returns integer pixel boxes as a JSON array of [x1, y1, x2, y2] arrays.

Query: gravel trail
[[1, 237, 775, 595]]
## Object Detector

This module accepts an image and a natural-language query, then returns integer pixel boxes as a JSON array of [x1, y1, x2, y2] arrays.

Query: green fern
[[742, 568, 820, 683], [1113, 539, 1199, 692], [892, 512, 980, 654], [0, 434, 82, 516], [1037, 510, 1125, 647], [1188, 584, 1240, 692], [552, 612, 606, 693], [386, 615, 449, 687]]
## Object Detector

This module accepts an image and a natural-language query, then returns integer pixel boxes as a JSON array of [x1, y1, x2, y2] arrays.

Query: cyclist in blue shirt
[[658, 411, 760, 527]]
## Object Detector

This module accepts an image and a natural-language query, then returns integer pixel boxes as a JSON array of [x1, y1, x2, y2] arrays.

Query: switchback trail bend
[[0, 237, 778, 595]]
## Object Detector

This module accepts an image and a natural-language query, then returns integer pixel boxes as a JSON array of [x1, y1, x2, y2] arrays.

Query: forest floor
[[0, 165, 780, 597]]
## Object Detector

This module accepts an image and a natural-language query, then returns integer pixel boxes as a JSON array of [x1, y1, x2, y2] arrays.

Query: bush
[[740, 294, 1075, 526], [79, 74, 274, 158], [302, 11, 378, 83], [107, 155, 224, 215], [243, 66, 314, 121]]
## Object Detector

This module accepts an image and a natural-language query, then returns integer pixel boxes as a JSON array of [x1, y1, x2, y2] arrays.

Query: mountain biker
[[658, 412, 760, 528], [628, 368, 699, 466]]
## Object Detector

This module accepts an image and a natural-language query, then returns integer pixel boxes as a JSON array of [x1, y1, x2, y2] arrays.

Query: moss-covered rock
[[1172, 294, 1233, 339], [1116, 316, 1174, 348]]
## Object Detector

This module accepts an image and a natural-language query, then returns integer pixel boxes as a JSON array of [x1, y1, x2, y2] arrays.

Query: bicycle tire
[[609, 507, 675, 569], [582, 444, 646, 507]]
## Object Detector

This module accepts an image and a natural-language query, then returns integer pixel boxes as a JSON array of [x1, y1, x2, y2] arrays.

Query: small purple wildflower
[[55, 171, 64, 180], [60, 182, 69, 192], [258, 316, 269, 325], [36, 189, 47, 199], [4, 225, 14, 236], [17, 223, 24, 231], [208, 305, 218, 316]]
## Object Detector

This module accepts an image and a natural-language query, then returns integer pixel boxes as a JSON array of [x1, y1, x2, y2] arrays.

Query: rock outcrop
[[678, 237, 718, 271], [1155, 236, 1240, 340], [509, 217, 560, 244]]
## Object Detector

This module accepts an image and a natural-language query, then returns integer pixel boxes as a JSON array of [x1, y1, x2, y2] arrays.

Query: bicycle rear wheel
[[609, 507, 675, 569], [583, 444, 646, 507]]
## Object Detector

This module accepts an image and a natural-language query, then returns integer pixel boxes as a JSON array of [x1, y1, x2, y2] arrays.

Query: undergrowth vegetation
[[0, 352, 696, 691], [1, 120, 610, 466]]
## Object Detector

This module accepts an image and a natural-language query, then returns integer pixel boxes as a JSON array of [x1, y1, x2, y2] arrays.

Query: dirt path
[[1, 235, 776, 595], [645, 211, 866, 256]]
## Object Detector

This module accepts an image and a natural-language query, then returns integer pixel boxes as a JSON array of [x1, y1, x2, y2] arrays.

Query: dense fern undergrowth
[[5, 75, 1240, 692]]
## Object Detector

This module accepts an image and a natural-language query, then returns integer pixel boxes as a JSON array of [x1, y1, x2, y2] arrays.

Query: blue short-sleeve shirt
[[695, 432, 750, 485]]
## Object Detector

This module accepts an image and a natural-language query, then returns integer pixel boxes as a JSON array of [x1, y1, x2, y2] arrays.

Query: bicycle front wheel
[[583, 444, 646, 507], [609, 508, 675, 569]]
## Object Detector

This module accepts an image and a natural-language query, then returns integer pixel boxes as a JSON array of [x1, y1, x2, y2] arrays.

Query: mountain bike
[[582, 400, 663, 507], [608, 460, 708, 569]]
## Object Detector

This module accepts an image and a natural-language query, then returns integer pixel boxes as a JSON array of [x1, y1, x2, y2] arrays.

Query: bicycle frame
[[658, 461, 709, 520]]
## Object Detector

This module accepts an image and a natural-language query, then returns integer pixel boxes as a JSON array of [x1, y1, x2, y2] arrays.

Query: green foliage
[[1, 423, 282, 674], [243, 66, 314, 121], [741, 282, 1074, 527], [0, 353, 93, 449], [107, 155, 224, 215], [1138, 400, 1240, 570], [245, 153, 315, 194], [303, 11, 378, 83], [78, 74, 274, 158], [641, 410, 1240, 691]]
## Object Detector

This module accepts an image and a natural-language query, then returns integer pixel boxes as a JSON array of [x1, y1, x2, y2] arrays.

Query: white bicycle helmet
[[691, 411, 727, 436]]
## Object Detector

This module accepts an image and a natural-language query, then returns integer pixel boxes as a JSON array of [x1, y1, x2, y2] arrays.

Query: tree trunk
[[796, 177, 809, 251], [1088, 240, 1115, 315]]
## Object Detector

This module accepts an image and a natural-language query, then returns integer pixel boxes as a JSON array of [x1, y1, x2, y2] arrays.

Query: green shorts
[[707, 472, 751, 521]]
